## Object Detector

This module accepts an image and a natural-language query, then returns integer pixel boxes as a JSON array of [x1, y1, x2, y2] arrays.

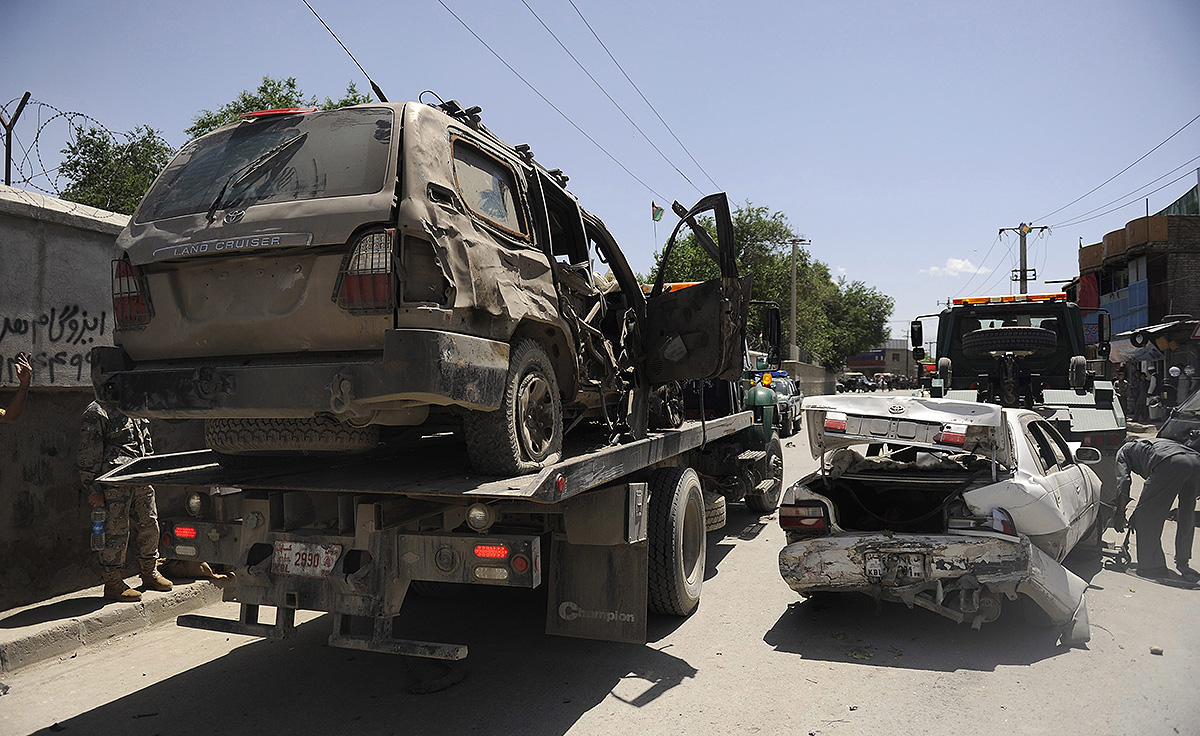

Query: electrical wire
[[567, 0, 720, 191], [520, 0, 701, 196], [949, 231, 1001, 299], [1036, 111, 1200, 223], [1051, 155, 1200, 229], [435, 0, 667, 201], [972, 234, 1018, 296]]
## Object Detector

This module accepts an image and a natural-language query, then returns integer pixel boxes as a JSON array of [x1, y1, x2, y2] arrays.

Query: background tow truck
[[910, 291, 1126, 538]]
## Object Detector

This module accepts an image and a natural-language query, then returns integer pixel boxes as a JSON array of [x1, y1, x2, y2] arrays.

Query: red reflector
[[512, 555, 529, 573], [161, 533, 174, 548], [240, 107, 318, 119], [473, 543, 509, 560], [556, 475, 566, 494], [173, 525, 198, 540]]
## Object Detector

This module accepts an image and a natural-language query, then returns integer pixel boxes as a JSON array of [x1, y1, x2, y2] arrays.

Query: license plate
[[272, 541, 342, 579], [864, 552, 925, 581]]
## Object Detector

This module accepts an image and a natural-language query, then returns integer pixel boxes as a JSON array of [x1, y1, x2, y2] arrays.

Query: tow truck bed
[[98, 412, 752, 502]]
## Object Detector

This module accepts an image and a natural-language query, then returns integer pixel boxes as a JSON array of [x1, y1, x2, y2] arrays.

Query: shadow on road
[[0, 597, 107, 629], [763, 592, 1072, 671], [25, 585, 705, 736]]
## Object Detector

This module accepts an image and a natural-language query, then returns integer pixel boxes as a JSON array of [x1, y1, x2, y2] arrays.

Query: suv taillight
[[112, 257, 153, 328], [334, 230, 395, 312]]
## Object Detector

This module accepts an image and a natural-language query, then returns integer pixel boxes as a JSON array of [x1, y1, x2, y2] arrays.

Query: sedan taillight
[[112, 256, 153, 329], [780, 500, 830, 534], [334, 230, 395, 312]]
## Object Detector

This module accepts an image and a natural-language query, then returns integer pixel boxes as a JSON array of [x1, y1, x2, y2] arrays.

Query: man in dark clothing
[[1114, 437, 1200, 582]]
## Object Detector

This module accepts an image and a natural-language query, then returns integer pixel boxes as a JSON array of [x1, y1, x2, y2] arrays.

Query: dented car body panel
[[93, 100, 747, 460], [779, 394, 1097, 643]]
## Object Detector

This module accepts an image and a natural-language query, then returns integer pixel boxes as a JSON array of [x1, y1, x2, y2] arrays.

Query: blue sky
[[3, 0, 1199, 335]]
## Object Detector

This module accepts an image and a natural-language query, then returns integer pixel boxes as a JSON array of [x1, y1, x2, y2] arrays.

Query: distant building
[[845, 339, 916, 379]]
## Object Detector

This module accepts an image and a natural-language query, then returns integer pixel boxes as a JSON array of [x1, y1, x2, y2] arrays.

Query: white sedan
[[778, 394, 1100, 645]]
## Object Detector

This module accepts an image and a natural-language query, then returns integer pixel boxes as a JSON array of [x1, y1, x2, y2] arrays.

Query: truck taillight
[[173, 524, 198, 540], [112, 257, 153, 328], [780, 501, 830, 533], [473, 543, 509, 560], [334, 230, 394, 312]]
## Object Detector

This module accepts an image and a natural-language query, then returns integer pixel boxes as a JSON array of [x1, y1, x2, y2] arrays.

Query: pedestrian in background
[[1132, 370, 1149, 422], [1114, 368, 1130, 416], [1114, 436, 1200, 583], [77, 400, 173, 601], [0, 353, 33, 424]]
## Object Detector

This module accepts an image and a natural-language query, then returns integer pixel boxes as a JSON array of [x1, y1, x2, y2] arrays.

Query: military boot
[[140, 558, 173, 592], [102, 570, 142, 602]]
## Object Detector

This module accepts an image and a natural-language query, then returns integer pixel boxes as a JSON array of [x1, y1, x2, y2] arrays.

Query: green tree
[[58, 125, 174, 215], [642, 202, 893, 372], [185, 76, 372, 139]]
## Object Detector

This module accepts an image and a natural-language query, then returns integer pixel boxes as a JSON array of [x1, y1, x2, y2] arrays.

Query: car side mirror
[[1075, 446, 1102, 464]]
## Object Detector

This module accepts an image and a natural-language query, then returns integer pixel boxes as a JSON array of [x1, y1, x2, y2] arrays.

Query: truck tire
[[961, 326, 1057, 358], [703, 490, 727, 532], [745, 438, 784, 513], [1069, 355, 1088, 388], [465, 339, 563, 476], [648, 467, 706, 616], [780, 414, 794, 438], [204, 417, 379, 460]]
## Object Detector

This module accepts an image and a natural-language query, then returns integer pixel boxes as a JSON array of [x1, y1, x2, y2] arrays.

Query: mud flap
[[545, 538, 648, 644], [1017, 545, 1091, 646]]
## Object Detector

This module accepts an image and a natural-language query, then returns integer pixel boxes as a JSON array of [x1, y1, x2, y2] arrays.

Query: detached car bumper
[[92, 329, 510, 419], [779, 531, 1089, 644]]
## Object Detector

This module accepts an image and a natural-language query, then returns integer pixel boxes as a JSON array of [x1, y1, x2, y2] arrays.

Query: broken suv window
[[136, 107, 394, 223], [451, 139, 527, 238]]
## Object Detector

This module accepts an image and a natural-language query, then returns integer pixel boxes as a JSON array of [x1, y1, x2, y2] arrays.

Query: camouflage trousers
[[99, 484, 160, 572]]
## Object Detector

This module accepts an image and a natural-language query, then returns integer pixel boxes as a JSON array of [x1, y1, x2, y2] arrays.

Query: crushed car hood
[[802, 394, 1011, 466]]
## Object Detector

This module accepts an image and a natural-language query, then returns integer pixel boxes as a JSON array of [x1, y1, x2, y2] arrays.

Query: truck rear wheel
[[465, 339, 563, 476], [648, 467, 706, 616], [745, 438, 784, 513]]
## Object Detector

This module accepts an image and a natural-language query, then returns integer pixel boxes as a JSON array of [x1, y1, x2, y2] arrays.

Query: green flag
[[652, 202, 664, 221]]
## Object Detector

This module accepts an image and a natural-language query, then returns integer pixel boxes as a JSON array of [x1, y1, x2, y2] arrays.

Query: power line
[[1036, 111, 1200, 223], [950, 231, 1001, 299], [1051, 156, 1200, 229], [435, 0, 667, 201], [519, 0, 701, 196], [566, 0, 720, 191]]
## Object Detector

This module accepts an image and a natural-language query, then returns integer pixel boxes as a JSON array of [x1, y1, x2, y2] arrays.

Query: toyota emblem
[[888, 404, 905, 415], [223, 209, 245, 224]]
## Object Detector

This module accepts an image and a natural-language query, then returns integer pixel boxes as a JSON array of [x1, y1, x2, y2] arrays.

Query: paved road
[[2, 415, 1198, 736]]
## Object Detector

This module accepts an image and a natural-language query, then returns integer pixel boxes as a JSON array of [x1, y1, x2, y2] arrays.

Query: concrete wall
[[783, 360, 836, 398], [0, 186, 202, 610]]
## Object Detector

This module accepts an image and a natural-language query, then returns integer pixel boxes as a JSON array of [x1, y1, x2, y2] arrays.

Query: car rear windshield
[[135, 107, 394, 223]]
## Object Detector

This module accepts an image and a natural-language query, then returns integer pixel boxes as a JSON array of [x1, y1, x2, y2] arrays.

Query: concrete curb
[[0, 577, 226, 674]]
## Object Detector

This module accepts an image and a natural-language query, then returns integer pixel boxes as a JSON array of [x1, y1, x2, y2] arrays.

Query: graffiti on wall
[[0, 305, 108, 386]]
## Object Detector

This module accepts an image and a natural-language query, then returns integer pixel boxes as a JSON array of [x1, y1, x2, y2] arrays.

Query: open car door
[[645, 193, 749, 384]]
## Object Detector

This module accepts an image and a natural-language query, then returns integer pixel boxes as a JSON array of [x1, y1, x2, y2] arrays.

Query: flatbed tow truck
[[97, 402, 782, 660]]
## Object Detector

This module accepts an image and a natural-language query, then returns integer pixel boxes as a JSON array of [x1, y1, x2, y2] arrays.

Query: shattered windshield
[[136, 107, 394, 222]]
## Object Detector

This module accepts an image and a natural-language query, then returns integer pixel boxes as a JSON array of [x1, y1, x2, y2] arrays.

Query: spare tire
[[961, 326, 1057, 358], [205, 417, 380, 456]]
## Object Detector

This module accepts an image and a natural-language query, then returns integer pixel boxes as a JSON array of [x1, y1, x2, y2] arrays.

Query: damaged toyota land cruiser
[[778, 393, 1098, 645], [92, 99, 747, 475]]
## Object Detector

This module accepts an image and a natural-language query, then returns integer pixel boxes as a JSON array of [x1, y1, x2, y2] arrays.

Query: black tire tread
[[204, 417, 378, 455], [647, 467, 705, 616], [962, 326, 1057, 358]]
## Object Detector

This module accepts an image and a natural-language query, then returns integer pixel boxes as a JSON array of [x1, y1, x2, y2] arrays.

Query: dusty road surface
[[2, 412, 1198, 736]]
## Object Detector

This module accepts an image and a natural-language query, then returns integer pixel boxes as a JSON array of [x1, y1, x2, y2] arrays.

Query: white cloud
[[922, 258, 990, 278]]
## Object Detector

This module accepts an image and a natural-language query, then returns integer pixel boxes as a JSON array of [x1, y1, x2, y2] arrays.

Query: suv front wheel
[[465, 339, 563, 475]]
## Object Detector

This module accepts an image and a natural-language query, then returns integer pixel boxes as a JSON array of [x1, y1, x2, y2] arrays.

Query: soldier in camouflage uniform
[[77, 400, 173, 601]]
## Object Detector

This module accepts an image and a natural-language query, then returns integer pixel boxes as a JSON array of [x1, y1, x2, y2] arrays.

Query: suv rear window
[[136, 107, 394, 223]]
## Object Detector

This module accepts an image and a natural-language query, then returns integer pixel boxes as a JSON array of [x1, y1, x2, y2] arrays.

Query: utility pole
[[788, 237, 810, 362], [1, 91, 31, 186], [998, 222, 1048, 294]]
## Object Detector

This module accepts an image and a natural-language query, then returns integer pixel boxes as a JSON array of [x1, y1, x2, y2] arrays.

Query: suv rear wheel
[[465, 339, 563, 475]]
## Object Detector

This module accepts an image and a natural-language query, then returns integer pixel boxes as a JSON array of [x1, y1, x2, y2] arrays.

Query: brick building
[[1076, 183, 1200, 386]]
